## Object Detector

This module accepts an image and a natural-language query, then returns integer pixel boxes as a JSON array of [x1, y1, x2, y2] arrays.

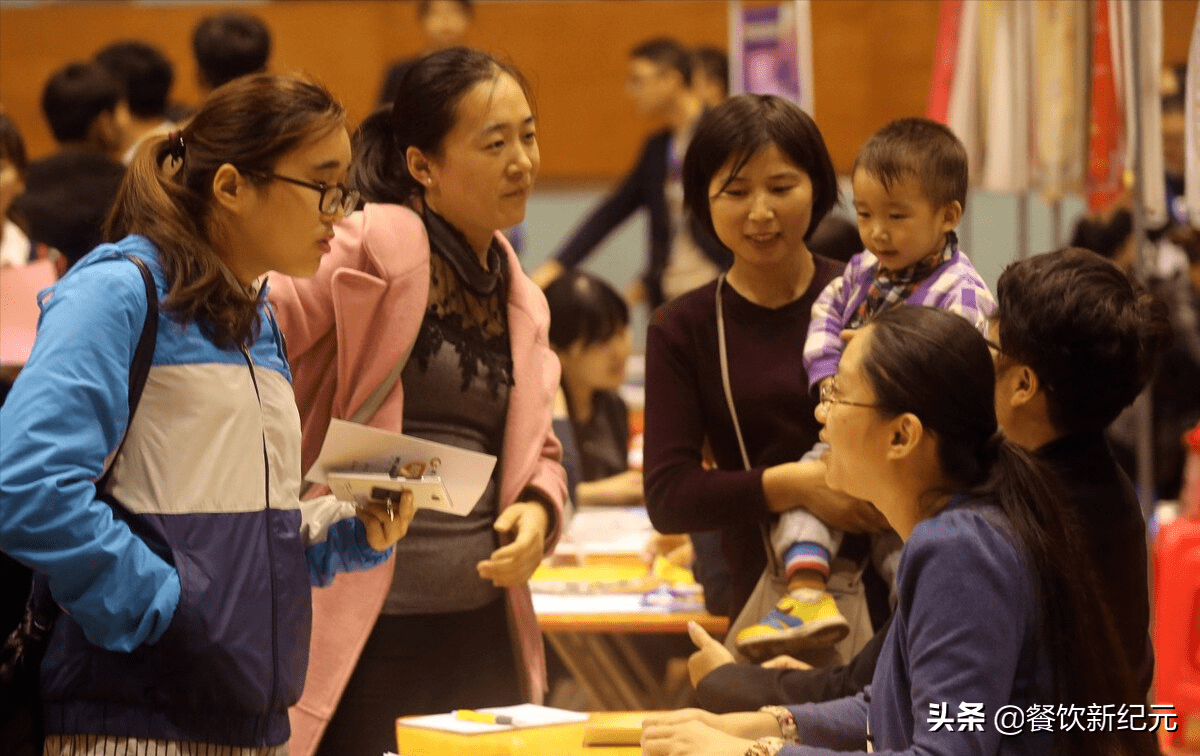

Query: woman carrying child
[[644, 93, 889, 642], [737, 118, 996, 660]]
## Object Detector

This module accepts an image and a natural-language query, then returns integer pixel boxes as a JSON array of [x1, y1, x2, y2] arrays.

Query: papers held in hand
[[326, 459, 449, 515], [310, 419, 497, 517]]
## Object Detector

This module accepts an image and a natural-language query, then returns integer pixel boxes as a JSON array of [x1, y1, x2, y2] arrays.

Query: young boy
[[736, 118, 996, 661]]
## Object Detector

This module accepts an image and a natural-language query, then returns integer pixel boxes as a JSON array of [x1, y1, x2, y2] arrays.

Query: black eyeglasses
[[257, 172, 360, 216], [819, 378, 881, 413]]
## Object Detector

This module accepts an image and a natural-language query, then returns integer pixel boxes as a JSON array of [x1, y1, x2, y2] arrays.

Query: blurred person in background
[[0, 113, 32, 268], [9, 61, 126, 272], [545, 269, 642, 508], [192, 10, 272, 98], [691, 45, 729, 108], [94, 40, 176, 163], [531, 37, 729, 309], [377, 0, 474, 107]]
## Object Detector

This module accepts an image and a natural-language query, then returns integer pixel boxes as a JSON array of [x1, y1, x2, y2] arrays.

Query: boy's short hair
[[996, 247, 1171, 434], [853, 117, 968, 210], [192, 11, 272, 90], [40, 62, 122, 143], [94, 41, 174, 120], [630, 37, 692, 86], [692, 46, 728, 92], [0, 114, 28, 175]]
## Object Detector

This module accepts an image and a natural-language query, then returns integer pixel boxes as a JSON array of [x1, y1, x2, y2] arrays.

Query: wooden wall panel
[[0, 0, 1196, 179]]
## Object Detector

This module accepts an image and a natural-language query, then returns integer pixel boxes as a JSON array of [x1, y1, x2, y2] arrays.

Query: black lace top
[[407, 209, 514, 396], [385, 209, 515, 615]]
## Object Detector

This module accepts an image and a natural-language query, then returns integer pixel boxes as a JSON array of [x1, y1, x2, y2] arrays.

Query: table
[[395, 710, 648, 756], [532, 556, 728, 711]]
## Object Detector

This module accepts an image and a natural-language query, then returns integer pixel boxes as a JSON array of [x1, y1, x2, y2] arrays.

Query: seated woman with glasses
[[641, 306, 1155, 756], [268, 47, 566, 756]]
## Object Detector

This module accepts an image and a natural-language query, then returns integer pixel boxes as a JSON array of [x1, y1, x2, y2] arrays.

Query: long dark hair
[[106, 74, 345, 348], [863, 306, 1154, 756], [350, 47, 532, 207]]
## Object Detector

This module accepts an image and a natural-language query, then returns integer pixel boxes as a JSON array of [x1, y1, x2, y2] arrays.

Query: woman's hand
[[577, 469, 645, 507], [356, 489, 416, 551], [640, 719, 755, 756], [763, 459, 889, 533], [476, 501, 549, 587], [642, 709, 782, 741], [686, 620, 735, 687], [761, 654, 812, 671]]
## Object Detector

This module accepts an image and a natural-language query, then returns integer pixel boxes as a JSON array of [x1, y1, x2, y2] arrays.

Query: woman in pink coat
[[269, 48, 566, 756]]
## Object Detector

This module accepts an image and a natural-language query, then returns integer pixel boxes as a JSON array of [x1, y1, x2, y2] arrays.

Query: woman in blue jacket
[[0, 74, 413, 756], [640, 306, 1153, 756]]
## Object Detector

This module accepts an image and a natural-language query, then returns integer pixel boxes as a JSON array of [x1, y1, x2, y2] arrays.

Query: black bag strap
[[2, 254, 160, 694], [95, 254, 158, 492]]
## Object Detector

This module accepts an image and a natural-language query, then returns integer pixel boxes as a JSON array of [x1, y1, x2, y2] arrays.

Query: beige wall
[[0, 0, 1196, 179]]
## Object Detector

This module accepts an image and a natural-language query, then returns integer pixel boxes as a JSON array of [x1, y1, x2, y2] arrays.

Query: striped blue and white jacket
[[0, 236, 389, 747]]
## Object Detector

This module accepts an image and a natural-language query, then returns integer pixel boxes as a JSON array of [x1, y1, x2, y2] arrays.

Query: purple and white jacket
[[802, 246, 996, 391]]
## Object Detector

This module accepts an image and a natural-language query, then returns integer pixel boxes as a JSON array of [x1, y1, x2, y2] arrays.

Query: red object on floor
[[1155, 516, 1200, 749], [1181, 423, 1200, 519]]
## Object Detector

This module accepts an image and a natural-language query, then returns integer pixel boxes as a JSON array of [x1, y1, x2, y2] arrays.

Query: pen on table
[[454, 709, 515, 725]]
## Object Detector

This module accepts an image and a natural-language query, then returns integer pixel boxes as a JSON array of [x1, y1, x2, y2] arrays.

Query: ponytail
[[349, 47, 534, 211], [107, 132, 261, 349], [975, 440, 1155, 756], [349, 108, 418, 206]]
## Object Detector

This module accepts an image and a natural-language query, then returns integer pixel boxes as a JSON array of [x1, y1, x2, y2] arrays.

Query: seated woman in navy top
[[641, 306, 1153, 756]]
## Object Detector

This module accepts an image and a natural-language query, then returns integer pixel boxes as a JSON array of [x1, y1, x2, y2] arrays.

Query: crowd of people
[[0, 2, 1194, 756]]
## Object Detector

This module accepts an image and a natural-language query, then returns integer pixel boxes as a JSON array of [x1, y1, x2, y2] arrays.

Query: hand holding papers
[[309, 419, 497, 517]]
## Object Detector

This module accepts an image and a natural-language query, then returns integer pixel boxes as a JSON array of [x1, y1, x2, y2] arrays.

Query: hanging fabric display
[[728, 0, 814, 113], [1030, 0, 1088, 203], [1185, 6, 1199, 228], [1087, 0, 1128, 211]]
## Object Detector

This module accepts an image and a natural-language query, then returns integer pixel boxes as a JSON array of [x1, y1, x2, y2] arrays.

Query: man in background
[[531, 37, 728, 309], [377, 0, 473, 107], [94, 40, 175, 164], [192, 10, 272, 97], [9, 61, 126, 272]]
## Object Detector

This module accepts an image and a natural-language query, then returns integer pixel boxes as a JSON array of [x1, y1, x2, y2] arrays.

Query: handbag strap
[[715, 273, 751, 471], [95, 254, 158, 492], [715, 274, 783, 573]]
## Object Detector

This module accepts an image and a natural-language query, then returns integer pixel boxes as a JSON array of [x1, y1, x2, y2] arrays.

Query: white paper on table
[[399, 703, 590, 734], [532, 593, 650, 615], [308, 419, 496, 516], [556, 506, 656, 557]]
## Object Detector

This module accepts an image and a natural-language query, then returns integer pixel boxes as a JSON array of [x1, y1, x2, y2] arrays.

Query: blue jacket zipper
[[240, 343, 280, 745]]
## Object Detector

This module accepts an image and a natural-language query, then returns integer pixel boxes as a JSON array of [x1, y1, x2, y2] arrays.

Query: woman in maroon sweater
[[644, 94, 888, 621]]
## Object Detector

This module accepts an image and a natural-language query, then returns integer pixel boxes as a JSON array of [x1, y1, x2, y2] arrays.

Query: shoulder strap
[[14, 254, 162, 653], [95, 254, 158, 492], [716, 274, 784, 573], [715, 273, 751, 471]]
